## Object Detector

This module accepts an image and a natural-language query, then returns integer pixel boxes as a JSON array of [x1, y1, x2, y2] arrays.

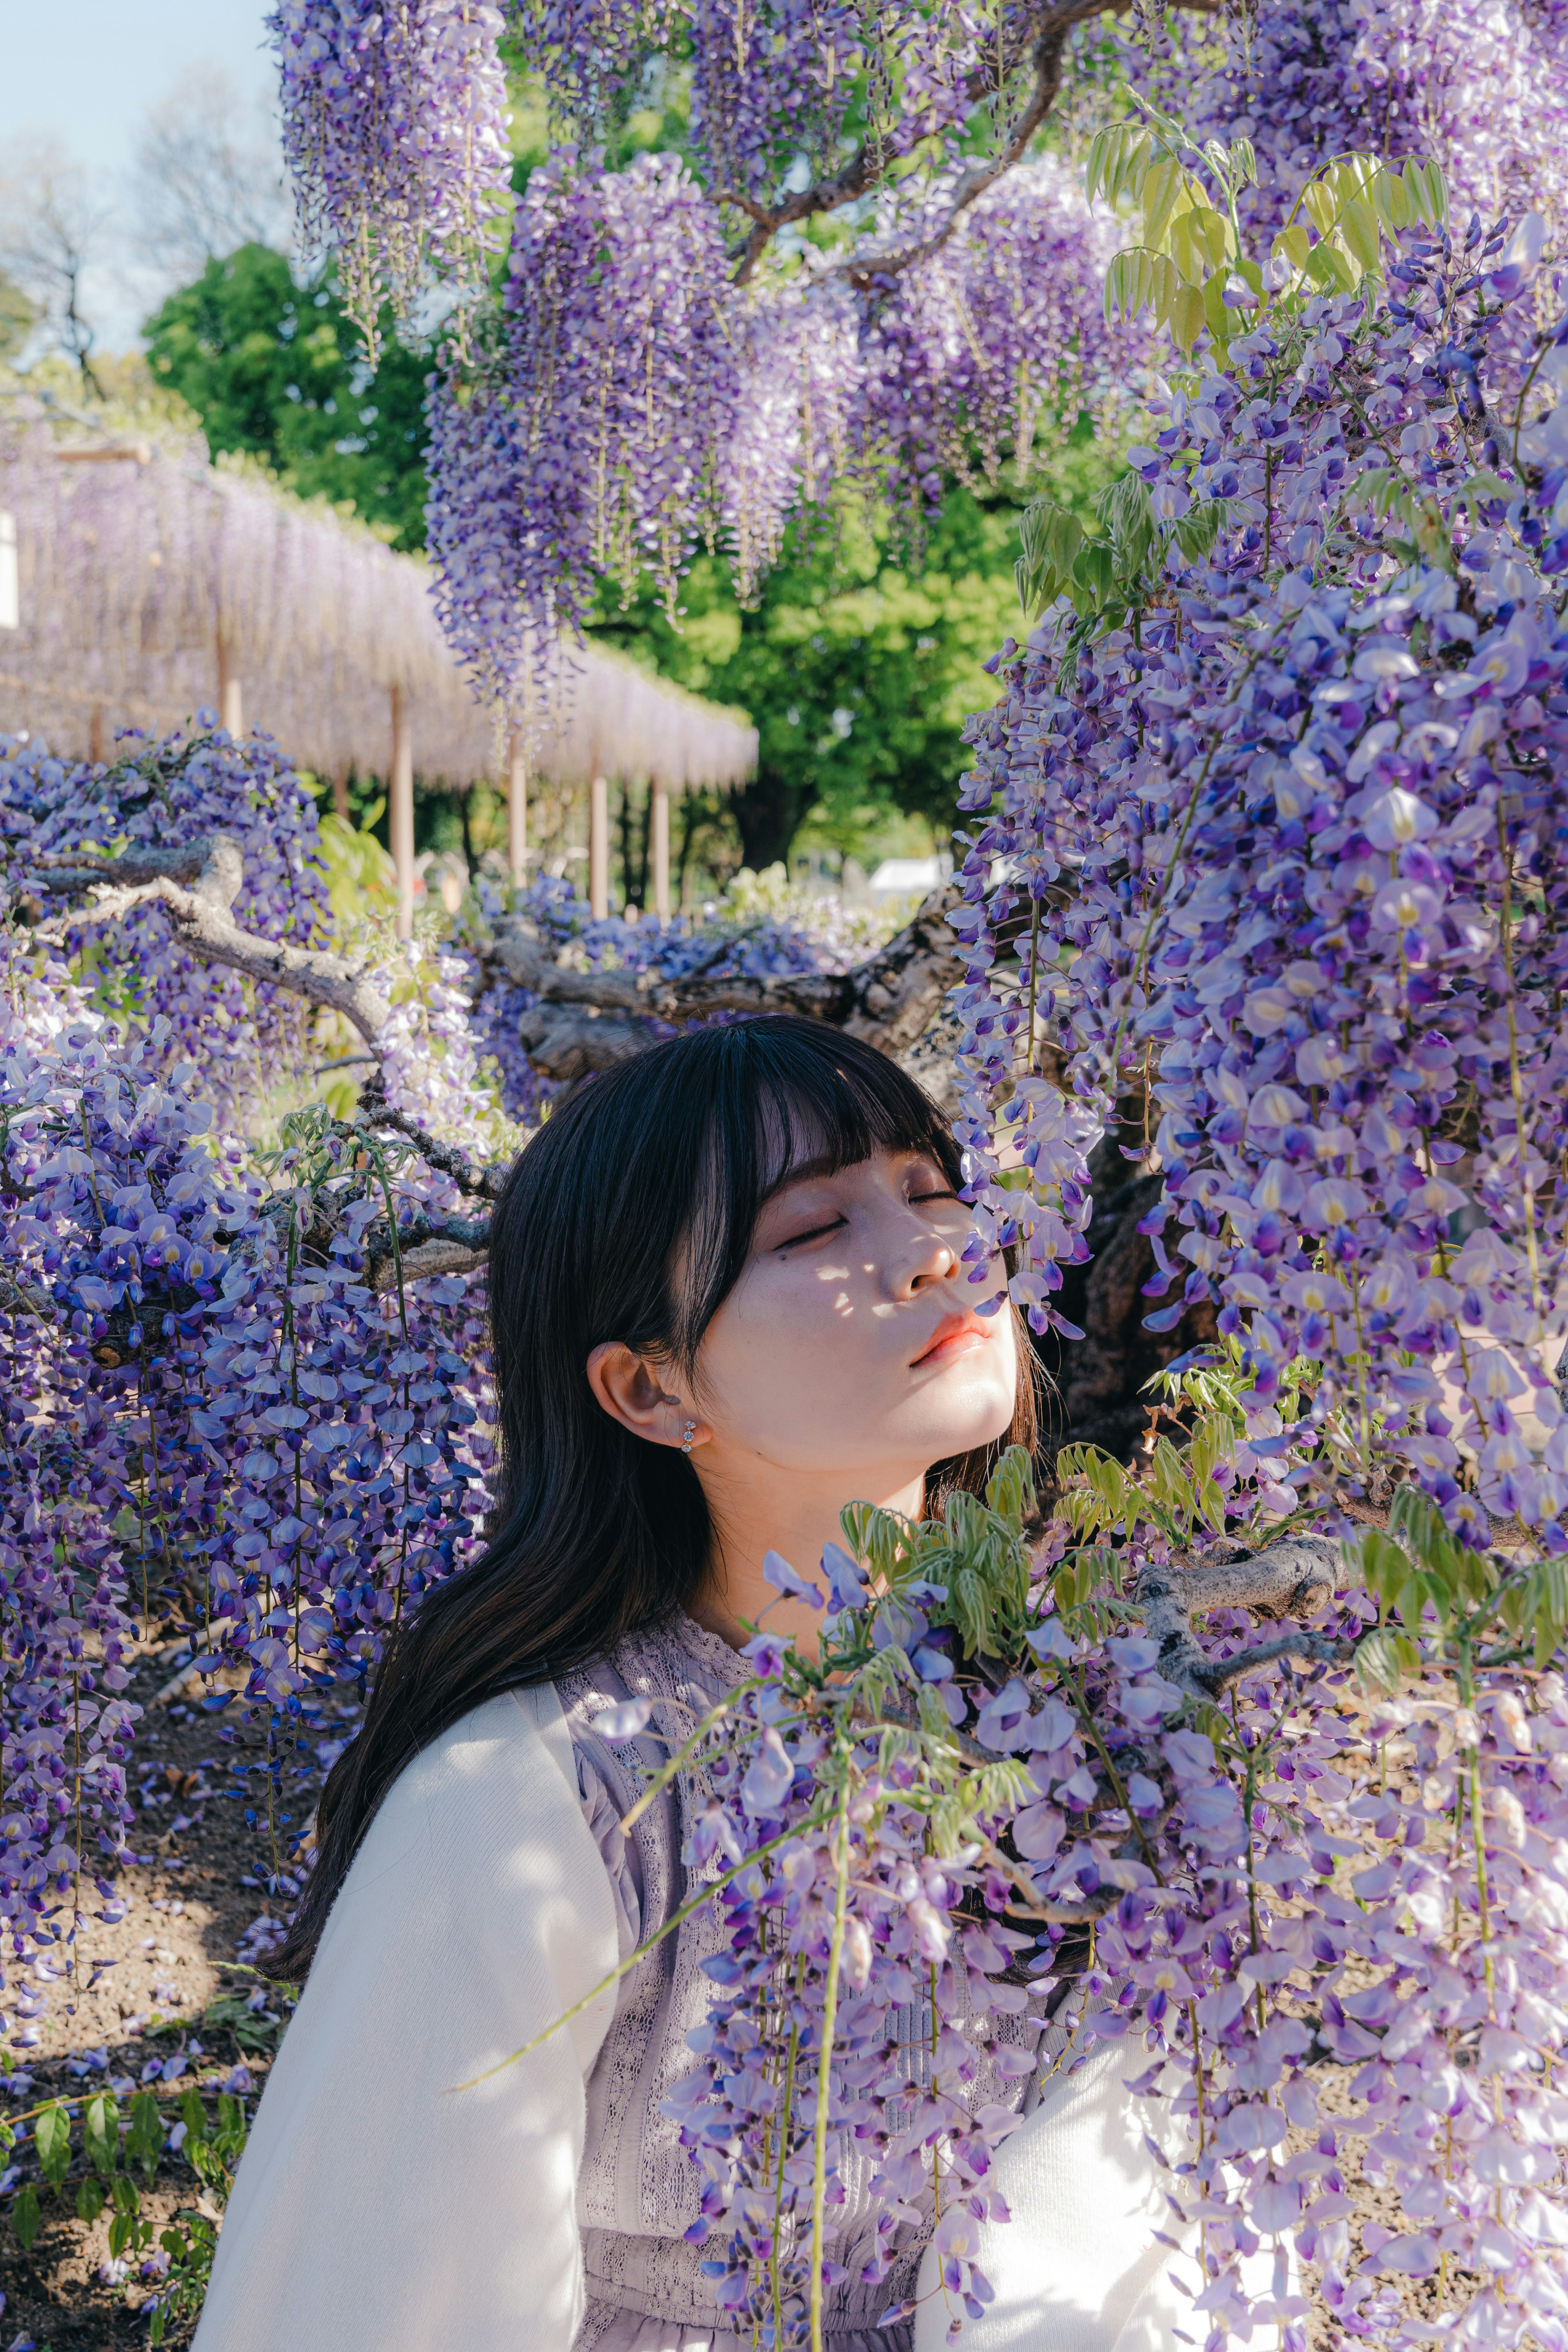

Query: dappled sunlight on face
[[691, 1147, 1016, 1486]]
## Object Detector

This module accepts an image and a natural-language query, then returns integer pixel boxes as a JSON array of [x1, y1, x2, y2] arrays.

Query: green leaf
[[1141, 154, 1189, 254], [1087, 124, 1152, 208], [111, 2172, 141, 2218], [1403, 157, 1449, 226], [76, 2176, 106, 2223], [1387, 1483, 1451, 1571], [13, 2183, 41, 2250], [1341, 194, 1381, 275], [1272, 225, 1311, 272], [1171, 497, 1234, 560], [1372, 167, 1412, 234], [1359, 1528, 1410, 1604], [127, 2090, 163, 2179], [1014, 496, 1086, 617], [1304, 237, 1353, 292], [1354, 1626, 1418, 1691], [85, 2091, 119, 2178], [1169, 280, 1207, 354], [1104, 248, 1177, 327], [984, 1444, 1036, 1533], [35, 2101, 71, 2188], [1301, 181, 1339, 238]]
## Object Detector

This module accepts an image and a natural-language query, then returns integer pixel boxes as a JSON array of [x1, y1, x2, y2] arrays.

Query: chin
[[917, 1377, 1019, 1463]]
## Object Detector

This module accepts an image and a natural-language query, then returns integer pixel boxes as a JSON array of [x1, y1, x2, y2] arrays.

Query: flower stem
[[809, 1775, 854, 2352]]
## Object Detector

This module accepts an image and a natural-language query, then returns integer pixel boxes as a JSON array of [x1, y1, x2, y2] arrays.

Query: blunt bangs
[[643, 1019, 961, 1372]]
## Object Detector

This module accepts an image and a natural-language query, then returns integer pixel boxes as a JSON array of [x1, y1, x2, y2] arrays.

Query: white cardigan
[[194, 1684, 1194, 2352], [192, 1685, 619, 2352]]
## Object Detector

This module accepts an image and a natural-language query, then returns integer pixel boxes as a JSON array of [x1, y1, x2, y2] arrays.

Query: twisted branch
[[17, 835, 392, 1045], [366, 1106, 510, 1203], [366, 1208, 493, 1292], [724, 0, 1224, 290], [491, 882, 965, 1081], [1135, 1535, 1353, 1702]]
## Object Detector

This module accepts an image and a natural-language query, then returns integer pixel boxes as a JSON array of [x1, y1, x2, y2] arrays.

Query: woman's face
[[690, 1145, 1018, 1486]]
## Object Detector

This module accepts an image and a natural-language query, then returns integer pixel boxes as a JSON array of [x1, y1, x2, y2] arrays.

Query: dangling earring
[[680, 1420, 697, 1456]]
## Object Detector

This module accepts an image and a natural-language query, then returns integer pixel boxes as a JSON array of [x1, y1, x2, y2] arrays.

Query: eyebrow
[[755, 1145, 941, 1213], [755, 1150, 842, 1211]]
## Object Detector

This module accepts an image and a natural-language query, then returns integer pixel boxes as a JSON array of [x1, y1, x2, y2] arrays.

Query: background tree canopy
[[143, 243, 430, 554], [138, 76, 1123, 885]]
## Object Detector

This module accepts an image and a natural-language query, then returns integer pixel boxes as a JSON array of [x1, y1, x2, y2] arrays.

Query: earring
[[680, 1420, 697, 1455]]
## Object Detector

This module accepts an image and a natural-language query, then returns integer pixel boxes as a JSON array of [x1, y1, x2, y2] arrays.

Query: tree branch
[[490, 882, 965, 1080], [365, 1208, 493, 1292], [0, 1271, 53, 1319], [19, 834, 392, 1046], [1135, 1535, 1344, 1702], [725, 0, 1224, 290], [365, 1106, 510, 1202]]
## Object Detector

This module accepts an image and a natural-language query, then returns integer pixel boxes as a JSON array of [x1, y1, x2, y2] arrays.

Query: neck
[[686, 1454, 926, 1656]]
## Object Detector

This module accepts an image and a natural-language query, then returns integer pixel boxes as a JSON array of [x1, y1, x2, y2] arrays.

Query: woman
[[193, 1018, 1179, 2352]]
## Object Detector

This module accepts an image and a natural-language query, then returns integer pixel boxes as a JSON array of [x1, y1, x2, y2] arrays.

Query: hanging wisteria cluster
[[429, 144, 738, 655], [0, 714, 869, 2043], [0, 722, 329, 1123], [280, 0, 1160, 691], [275, 0, 1568, 709], [597, 1455, 1568, 2352], [1147, 0, 1568, 242], [268, 0, 514, 361], [951, 215, 1568, 1548]]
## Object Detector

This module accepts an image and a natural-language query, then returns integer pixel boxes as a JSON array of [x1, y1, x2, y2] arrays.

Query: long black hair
[[271, 1016, 1037, 1978]]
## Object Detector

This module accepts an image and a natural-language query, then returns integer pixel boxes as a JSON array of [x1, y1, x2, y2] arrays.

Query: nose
[[891, 1222, 958, 1301]]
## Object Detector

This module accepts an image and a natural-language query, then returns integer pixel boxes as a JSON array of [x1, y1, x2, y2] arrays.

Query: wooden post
[[391, 684, 414, 940], [89, 706, 105, 766], [651, 784, 671, 919], [590, 773, 609, 919], [216, 633, 243, 737], [0, 511, 18, 632], [508, 731, 528, 889], [333, 763, 350, 822]]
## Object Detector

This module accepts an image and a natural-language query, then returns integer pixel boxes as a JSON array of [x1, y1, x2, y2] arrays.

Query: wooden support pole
[[508, 731, 528, 890], [216, 633, 243, 738], [89, 706, 105, 766], [590, 773, 609, 920], [651, 784, 671, 920], [391, 684, 414, 941]]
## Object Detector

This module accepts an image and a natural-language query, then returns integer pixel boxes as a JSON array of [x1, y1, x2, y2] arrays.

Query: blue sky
[[0, 0, 281, 347]]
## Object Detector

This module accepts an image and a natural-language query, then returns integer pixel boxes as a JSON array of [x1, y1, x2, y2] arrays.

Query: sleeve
[[192, 1683, 621, 2352], [913, 2034, 1186, 2352]]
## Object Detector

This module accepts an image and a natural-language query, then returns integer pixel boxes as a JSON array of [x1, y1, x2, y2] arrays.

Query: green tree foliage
[[143, 243, 430, 551], [590, 427, 1120, 874], [144, 226, 1124, 870]]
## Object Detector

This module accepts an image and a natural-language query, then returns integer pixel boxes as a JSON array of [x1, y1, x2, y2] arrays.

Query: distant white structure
[[864, 853, 952, 901]]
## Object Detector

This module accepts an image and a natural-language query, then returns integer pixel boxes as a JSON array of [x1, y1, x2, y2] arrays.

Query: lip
[[910, 1312, 991, 1370]]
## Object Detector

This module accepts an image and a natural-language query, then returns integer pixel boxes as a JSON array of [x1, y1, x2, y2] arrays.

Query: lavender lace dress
[[557, 1615, 1058, 2352]]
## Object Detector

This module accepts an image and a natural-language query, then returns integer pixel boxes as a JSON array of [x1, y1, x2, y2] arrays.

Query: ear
[[586, 1342, 707, 1452]]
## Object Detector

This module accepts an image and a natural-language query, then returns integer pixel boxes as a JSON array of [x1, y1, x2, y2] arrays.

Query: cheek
[[693, 1261, 898, 1450], [703, 1263, 863, 1392]]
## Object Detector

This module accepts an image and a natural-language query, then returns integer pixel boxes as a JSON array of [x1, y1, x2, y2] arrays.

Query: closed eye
[[774, 1215, 847, 1251]]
